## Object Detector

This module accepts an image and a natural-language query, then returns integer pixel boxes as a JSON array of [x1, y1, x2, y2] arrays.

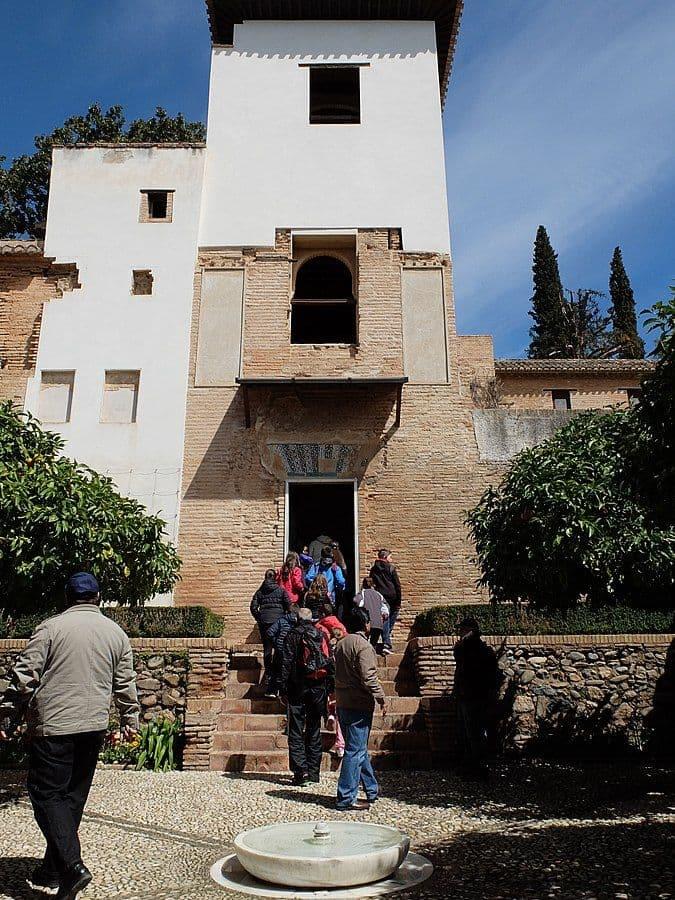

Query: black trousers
[[287, 685, 325, 779], [260, 625, 276, 686], [456, 699, 488, 770], [27, 731, 105, 874]]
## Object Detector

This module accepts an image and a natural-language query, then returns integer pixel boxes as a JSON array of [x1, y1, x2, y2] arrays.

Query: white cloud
[[445, 0, 675, 348]]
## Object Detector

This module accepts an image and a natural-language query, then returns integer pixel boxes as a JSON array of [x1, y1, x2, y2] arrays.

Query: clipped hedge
[[414, 604, 675, 637], [0, 605, 224, 639]]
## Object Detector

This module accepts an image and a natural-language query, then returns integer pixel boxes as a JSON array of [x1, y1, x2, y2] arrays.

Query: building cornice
[[205, 0, 464, 105], [0, 240, 45, 256], [52, 142, 207, 150]]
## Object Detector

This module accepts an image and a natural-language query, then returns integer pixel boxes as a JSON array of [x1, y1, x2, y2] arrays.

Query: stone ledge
[[0, 637, 231, 651], [412, 633, 675, 649]]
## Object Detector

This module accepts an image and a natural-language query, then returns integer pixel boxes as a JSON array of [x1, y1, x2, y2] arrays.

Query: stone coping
[[0, 637, 230, 651], [412, 633, 675, 648]]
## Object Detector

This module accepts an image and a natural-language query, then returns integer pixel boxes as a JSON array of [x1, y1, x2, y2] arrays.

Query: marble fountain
[[210, 820, 433, 898]]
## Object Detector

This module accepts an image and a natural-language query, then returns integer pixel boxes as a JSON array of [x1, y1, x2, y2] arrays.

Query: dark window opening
[[292, 255, 357, 345], [132, 270, 154, 296], [626, 388, 642, 407], [147, 191, 168, 219], [552, 389, 572, 410], [310, 67, 360, 125], [288, 481, 356, 599]]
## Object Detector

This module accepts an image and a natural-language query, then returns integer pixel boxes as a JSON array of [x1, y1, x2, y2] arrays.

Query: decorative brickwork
[[0, 249, 79, 405]]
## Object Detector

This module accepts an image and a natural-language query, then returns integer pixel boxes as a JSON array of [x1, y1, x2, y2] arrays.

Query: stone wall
[[0, 638, 228, 770], [411, 634, 674, 758]]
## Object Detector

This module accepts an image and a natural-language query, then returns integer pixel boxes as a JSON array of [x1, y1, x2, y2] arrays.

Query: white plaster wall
[[200, 20, 451, 253], [27, 147, 206, 543]]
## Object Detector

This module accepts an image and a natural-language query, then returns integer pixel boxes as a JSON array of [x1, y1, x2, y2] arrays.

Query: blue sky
[[1, 0, 673, 356]]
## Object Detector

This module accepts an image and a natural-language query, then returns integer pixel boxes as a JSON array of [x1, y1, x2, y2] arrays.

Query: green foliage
[[466, 409, 675, 608], [414, 604, 675, 636], [528, 226, 569, 358], [136, 717, 182, 772], [0, 103, 206, 239], [99, 730, 142, 767], [104, 606, 224, 638], [636, 287, 675, 522], [560, 289, 613, 358], [609, 247, 645, 359], [0, 402, 181, 615]]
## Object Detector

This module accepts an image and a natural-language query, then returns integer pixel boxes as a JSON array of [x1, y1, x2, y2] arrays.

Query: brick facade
[[0, 245, 79, 405]]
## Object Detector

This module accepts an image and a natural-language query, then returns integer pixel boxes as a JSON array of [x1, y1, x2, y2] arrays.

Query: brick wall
[[0, 637, 228, 770], [411, 633, 675, 757], [498, 373, 644, 410], [0, 251, 79, 405]]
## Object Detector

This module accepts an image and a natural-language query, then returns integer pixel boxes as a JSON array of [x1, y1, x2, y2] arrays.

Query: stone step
[[219, 695, 422, 716], [215, 710, 425, 732], [212, 729, 429, 754], [209, 749, 434, 774], [224, 678, 417, 701]]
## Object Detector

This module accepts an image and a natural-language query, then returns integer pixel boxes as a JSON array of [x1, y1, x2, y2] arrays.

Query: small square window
[[140, 190, 173, 223], [309, 66, 361, 125], [102, 370, 140, 423], [39, 371, 74, 423], [132, 270, 154, 296], [626, 388, 642, 408], [551, 389, 572, 411]]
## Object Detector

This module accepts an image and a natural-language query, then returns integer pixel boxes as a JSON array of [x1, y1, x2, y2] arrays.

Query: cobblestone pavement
[[0, 761, 673, 900]]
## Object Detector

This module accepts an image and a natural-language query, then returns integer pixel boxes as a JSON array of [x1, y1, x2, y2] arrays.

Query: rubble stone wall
[[411, 634, 674, 756]]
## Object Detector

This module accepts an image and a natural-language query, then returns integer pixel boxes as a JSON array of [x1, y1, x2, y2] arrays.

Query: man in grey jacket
[[0, 572, 140, 900], [334, 607, 386, 811]]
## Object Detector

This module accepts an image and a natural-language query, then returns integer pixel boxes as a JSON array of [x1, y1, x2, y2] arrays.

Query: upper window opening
[[291, 253, 357, 345], [140, 190, 174, 223], [132, 270, 154, 296], [309, 67, 360, 125], [551, 389, 572, 411]]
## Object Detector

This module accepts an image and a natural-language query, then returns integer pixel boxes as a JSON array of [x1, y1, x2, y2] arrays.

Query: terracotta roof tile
[[495, 358, 655, 374]]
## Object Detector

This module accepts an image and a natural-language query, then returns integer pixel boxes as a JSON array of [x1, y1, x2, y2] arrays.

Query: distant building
[[0, 2, 651, 642]]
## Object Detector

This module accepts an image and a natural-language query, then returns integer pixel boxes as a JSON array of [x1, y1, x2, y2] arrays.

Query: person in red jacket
[[276, 552, 305, 605], [316, 603, 347, 643]]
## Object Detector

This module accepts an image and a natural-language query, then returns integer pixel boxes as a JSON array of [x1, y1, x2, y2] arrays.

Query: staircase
[[210, 645, 431, 772]]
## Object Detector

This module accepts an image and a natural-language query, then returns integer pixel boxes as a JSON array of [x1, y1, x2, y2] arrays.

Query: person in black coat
[[453, 617, 498, 779], [250, 570, 291, 697], [369, 549, 402, 652]]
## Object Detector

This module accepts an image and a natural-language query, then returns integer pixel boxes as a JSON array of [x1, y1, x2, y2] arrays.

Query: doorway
[[286, 480, 358, 598]]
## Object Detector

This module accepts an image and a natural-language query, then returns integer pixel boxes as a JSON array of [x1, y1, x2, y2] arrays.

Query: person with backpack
[[334, 607, 386, 811], [279, 607, 333, 787], [369, 549, 402, 653], [354, 577, 389, 653], [276, 552, 305, 605], [316, 602, 347, 759], [250, 570, 291, 698], [306, 548, 346, 604]]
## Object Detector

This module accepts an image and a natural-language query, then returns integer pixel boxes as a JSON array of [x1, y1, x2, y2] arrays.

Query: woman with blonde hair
[[305, 574, 330, 619]]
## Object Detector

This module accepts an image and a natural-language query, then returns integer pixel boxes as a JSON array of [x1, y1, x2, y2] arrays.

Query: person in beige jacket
[[334, 606, 386, 811], [0, 572, 139, 900]]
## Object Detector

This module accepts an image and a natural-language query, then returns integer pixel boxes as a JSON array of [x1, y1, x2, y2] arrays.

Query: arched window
[[292, 256, 357, 345]]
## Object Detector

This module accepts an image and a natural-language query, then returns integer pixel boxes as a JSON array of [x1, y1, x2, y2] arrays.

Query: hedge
[[0, 605, 224, 639], [413, 604, 675, 637]]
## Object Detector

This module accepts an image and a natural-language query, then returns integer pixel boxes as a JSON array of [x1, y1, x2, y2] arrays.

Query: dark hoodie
[[369, 559, 402, 611], [250, 579, 291, 626]]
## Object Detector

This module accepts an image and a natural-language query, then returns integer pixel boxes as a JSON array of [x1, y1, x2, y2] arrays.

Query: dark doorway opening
[[287, 481, 356, 599]]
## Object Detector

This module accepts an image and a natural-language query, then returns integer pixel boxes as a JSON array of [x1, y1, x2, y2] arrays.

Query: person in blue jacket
[[305, 548, 346, 604]]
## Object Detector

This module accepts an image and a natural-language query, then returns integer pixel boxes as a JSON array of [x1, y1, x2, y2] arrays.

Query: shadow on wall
[[646, 637, 675, 757]]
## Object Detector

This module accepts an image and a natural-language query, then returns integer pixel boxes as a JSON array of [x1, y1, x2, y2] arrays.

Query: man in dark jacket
[[369, 549, 402, 653], [279, 608, 332, 786], [250, 570, 291, 698], [453, 617, 498, 779]]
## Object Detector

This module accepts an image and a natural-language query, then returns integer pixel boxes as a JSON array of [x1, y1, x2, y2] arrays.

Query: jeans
[[287, 684, 325, 779], [336, 707, 379, 809], [382, 608, 399, 649], [27, 731, 105, 874]]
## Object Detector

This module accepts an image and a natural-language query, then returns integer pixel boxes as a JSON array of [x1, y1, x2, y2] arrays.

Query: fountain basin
[[233, 821, 411, 888]]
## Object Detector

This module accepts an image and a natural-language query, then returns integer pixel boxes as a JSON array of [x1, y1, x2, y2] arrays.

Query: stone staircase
[[209, 645, 431, 772]]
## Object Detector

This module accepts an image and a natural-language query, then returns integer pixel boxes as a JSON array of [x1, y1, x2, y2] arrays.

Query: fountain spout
[[312, 822, 332, 844]]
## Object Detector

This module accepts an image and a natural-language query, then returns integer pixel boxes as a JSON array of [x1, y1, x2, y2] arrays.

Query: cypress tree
[[609, 246, 645, 358], [528, 226, 569, 358]]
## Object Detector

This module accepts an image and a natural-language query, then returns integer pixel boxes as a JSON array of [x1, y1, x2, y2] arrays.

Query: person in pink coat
[[276, 552, 305, 605]]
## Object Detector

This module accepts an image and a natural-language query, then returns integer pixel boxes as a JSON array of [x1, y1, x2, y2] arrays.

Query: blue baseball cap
[[66, 572, 100, 598]]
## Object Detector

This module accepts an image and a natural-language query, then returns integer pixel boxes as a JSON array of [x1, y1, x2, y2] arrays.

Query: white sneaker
[[382, 647, 393, 656]]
